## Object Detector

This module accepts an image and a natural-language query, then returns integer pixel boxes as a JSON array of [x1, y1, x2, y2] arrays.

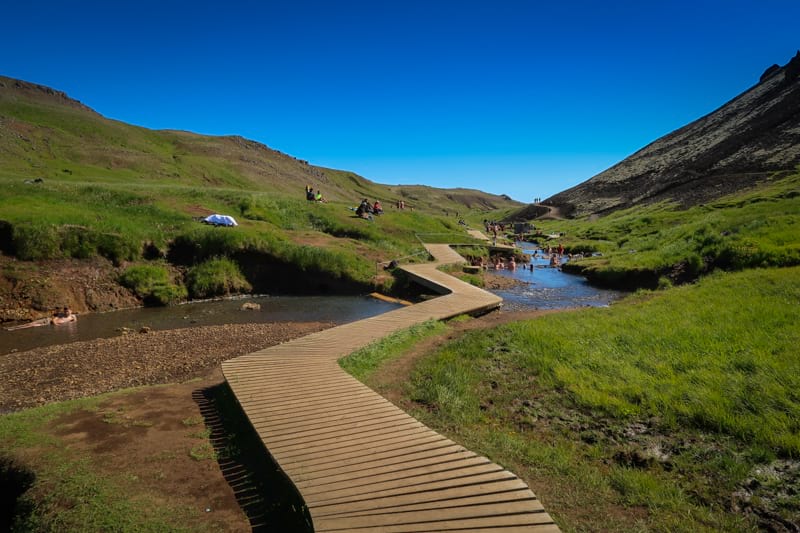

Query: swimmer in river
[[5, 306, 77, 330], [52, 306, 77, 325]]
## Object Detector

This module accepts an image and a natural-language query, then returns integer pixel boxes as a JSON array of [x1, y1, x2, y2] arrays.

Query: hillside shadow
[[192, 384, 313, 532]]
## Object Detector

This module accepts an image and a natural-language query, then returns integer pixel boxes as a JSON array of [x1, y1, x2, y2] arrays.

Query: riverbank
[[0, 321, 333, 412], [0, 256, 141, 324]]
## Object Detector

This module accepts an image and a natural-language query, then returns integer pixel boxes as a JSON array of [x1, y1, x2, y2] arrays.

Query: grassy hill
[[0, 75, 520, 211], [527, 171, 800, 289], [0, 76, 521, 319]]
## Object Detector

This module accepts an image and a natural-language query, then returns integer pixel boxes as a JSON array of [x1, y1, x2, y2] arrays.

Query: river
[[486, 242, 622, 311], [0, 248, 621, 355], [0, 295, 401, 356]]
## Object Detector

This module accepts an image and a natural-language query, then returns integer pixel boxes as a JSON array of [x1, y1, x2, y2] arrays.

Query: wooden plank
[[281, 435, 454, 472], [294, 448, 477, 485], [312, 500, 550, 530], [309, 478, 532, 515], [301, 463, 505, 502]]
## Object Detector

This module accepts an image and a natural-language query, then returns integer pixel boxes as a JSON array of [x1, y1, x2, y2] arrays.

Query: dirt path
[[536, 203, 565, 220]]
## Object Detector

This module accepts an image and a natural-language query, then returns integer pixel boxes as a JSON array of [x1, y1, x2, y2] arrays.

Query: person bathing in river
[[52, 306, 77, 325], [5, 306, 76, 330]]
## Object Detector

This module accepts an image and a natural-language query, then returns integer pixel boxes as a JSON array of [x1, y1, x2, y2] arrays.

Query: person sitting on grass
[[373, 200, 383, 215], [356, 199, 373, 220]]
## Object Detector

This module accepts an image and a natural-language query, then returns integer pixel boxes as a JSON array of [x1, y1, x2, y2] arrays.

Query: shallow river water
[[489, 243, 622, 311], [1, 246, 622, 355], [0, 295, 401, 356]]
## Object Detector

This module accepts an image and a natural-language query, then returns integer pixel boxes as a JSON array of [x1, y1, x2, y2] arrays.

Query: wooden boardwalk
[[221, 244, 558, 532]]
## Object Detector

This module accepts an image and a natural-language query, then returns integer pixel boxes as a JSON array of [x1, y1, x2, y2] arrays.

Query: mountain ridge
[[541, 52, 800, 218]]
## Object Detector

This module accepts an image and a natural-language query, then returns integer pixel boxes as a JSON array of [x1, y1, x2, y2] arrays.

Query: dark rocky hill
[[544, 52, 800, 218]]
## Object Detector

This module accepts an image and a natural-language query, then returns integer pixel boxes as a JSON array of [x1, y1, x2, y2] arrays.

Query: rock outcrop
[[545, 52, 800, 218]]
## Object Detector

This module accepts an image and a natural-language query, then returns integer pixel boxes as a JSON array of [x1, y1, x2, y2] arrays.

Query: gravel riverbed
[[0, 321, 333, 413]]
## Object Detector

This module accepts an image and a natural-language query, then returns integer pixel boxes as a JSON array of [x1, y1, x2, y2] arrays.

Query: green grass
[[0, 176, 498, 296], [347, 266, 800, 531], [414, 267, 800, 453], [119, 263, 187, 306], [534, 172, 800, 288], [186, 257, 252, 299], [339, 320, 447, 381]]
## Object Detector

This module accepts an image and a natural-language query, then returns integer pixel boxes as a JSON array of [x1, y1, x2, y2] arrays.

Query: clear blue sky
[[3, 1, 798, 202]]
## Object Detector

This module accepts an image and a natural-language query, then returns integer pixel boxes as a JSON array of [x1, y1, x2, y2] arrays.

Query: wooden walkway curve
[[222, 244, 558, 532]]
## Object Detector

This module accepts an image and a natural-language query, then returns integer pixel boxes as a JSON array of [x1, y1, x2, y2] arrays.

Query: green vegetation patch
[[415, 267, 800, 452], [186, 257, 252, 299], [339, 320, 447, 381], [119, 264, 187, 306]]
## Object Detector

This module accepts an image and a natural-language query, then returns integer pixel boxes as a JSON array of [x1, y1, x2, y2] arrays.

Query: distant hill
[[535, 52, 800, 219], [0, 76, 520, 214]]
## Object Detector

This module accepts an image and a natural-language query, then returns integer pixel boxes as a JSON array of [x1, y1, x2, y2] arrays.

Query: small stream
[[485, 242, 623, 311], [1, 246, 622, 355], [0, 295, 401, 356]]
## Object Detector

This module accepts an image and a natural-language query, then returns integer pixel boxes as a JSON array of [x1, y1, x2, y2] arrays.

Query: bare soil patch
[[47, 370, 254, 531], [0, 256, 139, 323]]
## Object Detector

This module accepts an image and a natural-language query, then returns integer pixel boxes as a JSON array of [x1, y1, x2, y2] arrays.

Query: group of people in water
[[469, 242, 569, 272], [6, 306, 77, 330]]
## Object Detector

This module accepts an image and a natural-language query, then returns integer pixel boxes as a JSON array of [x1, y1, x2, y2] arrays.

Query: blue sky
[[3, 1, 798, 202]]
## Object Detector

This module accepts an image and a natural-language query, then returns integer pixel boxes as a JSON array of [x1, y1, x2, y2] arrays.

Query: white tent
[[203, 214, 238, 226]]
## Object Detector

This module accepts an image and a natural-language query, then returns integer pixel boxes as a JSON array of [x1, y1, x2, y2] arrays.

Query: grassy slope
[[344, 267, 800, 531], [531, 171, 800, 288], [0, 77, 519, 296], [0, 77, 522, 212]]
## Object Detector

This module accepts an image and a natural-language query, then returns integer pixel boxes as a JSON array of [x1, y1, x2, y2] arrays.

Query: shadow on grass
[[193, 383, 313, 532], [0, 456, 35, 531]]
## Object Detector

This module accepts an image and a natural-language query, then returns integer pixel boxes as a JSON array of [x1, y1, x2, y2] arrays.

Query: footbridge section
[[221, 244, 558, 531]]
